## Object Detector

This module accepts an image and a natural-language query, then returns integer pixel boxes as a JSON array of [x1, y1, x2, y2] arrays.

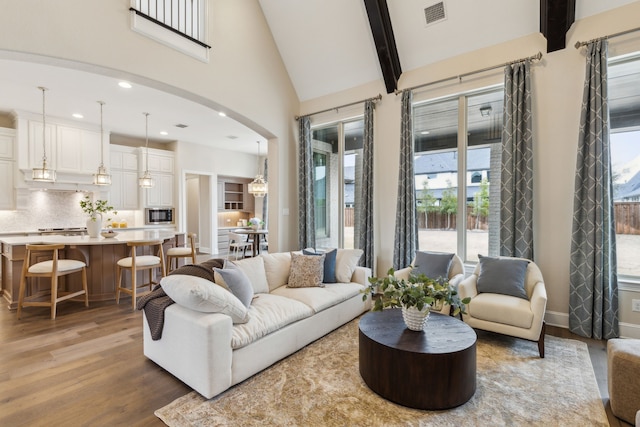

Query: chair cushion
[[166, 247, 193, 256], [303, 248, 337, 283], [261, 252, 292, 291], [476, 255, 529, 300], [117, 255, 161, 268], [468, 292, 533, 329], [160, 274, 249, 324], [28, 259, 86, 273], [412, 251, 454, 281]]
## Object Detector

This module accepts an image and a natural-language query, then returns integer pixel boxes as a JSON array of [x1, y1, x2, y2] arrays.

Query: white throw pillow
[[260, 252, 292, 291], [335, 249, 364, 283], [160, 274, 249, 324], [230, 256, 270, 294]]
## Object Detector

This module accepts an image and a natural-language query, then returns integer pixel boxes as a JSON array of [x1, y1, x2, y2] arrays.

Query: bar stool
[[166, 232, 197, 273], [17, 243, 89, 320], [115, 240, 165, 310]]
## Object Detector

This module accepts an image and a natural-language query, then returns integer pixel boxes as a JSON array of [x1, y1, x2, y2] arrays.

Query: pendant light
[[139, 112, 154, 188], [248, 140, 267, 198], [93, 101, 112, 185], [32, 86, 56, 182]]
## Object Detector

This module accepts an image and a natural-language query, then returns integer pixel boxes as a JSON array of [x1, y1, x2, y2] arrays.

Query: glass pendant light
[[93, 101, 112, 185], [139, 112, 154, 188], [248, 140, 268, 198], [32, 86, 56, 182]]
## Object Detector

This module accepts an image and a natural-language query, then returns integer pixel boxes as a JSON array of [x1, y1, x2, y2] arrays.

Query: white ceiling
[[1, 0, 637, 152], [260, 0, 640, 101]]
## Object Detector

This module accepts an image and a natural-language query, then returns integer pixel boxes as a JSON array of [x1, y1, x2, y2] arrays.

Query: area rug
[[155, 319, 608, 426]]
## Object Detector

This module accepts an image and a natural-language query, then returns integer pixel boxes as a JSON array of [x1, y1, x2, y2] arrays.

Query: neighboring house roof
[[414, 149, 491, 175], [616, 170, 640, 200]]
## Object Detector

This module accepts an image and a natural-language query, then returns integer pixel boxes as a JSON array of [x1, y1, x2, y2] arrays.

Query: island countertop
[[1, 231, 185, 309], [0, 229, 180, 246]]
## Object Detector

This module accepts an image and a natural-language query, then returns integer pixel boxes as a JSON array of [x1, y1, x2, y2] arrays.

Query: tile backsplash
[[0, 191, 134, 233]]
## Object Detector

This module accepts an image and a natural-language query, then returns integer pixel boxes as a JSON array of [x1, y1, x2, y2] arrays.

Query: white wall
[[0, 0, 300, 253], [299, 3, 640, 337]]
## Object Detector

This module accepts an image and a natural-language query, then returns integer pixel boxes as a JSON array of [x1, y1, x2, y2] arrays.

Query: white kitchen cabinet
[[109, 145, 139, 210], [55, 126, 102, 174], [0, 129, 15, 209], [27, 120, 56, 170], [142, 148, 174, 208]]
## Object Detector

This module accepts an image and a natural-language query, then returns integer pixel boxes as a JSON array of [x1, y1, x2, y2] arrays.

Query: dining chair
[[228, 232, 252, 260], [17, 243, 89, 319]]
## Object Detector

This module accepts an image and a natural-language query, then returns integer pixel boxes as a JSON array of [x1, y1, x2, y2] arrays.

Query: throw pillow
[[302, 248, 337, 283], [335, 249, 363, 283], [160, 275, 249, 323], [412, 251, 454, 282], [476, 255, 530, 300], [287, 252, 326, 288], [213, 267, 254, 308], [229, 256, 270, 294]]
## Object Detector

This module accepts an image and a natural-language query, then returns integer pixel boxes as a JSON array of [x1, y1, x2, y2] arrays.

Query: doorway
[[185, 173, 213, 254]]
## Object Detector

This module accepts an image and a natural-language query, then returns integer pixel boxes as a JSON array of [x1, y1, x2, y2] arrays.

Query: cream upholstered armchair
[[394, 251, 465, 315], [458, 256, 547, 358]]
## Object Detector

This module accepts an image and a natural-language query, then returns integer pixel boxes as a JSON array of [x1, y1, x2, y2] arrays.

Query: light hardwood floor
[[0, 298, 632, 426]]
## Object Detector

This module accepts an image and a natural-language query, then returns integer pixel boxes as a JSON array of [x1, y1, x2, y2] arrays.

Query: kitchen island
[[1, 230, 184, 309]]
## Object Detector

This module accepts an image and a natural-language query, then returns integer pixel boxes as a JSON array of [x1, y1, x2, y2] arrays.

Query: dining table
[[234, 229, 268, 257]]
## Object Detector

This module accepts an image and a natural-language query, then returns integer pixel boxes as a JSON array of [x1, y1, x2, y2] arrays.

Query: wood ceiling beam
[[540, 0, 575, 53], [363, 0, 402, 94]]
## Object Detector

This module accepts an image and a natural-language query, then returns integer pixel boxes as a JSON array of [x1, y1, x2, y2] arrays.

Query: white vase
[[402, 305, 431, 331], [86, 214, 102, 238]]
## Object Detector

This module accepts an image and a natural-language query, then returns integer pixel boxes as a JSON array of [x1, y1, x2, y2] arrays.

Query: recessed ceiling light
[[72, 113, 84, 119], [118, 81, 132, 89], [160, 131, 168, 136], [421, 131, 430, 135], [218, 112, 226, 117]]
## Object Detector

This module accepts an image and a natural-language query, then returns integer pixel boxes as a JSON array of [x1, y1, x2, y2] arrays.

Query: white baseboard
[[544, 310, 640, 339]]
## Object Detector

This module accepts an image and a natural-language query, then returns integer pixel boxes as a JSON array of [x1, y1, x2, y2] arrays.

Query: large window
[[312, 119, 364, 249], [413, 88, 503, 263], [609, 54, 640, 278]]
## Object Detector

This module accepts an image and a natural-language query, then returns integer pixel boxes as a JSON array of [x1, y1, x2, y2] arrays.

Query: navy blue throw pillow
[[302, 248, 337, 283]]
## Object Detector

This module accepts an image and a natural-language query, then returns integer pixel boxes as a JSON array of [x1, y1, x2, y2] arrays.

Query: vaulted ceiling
[[259, 0, 639, 101]]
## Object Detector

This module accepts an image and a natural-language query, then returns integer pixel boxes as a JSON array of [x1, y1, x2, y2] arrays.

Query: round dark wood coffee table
[[359, 308, 477, 410]]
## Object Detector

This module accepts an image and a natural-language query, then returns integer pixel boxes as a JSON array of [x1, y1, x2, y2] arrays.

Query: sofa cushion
[[477, 255, 529, 300], [287, 252, 325, 288], [303, 248, 337, 283], [413, 251, 454, 281], [231, 293, 314, 349], [213, 267, 254, 308], [261, 252, 292, 292], [335, 249, 363, 283], [160, 275, 249, 324], [467, 292, 533, 329], [272, 282, 365, 313], [229, 256, 269, 294]]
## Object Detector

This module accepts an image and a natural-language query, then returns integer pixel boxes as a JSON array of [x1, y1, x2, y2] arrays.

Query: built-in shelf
[[218, 177, 253, 213]]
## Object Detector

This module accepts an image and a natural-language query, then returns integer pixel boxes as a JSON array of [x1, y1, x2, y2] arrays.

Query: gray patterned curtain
[[569, 40, 619, 340], [298, 116, 316, 249], [393, 90, 418, 270], [500, 61, 534, 259], [358, 100, 374, 268]]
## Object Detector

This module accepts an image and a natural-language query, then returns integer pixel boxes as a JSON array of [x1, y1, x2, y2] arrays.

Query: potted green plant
[[361, 268, 470, 331], [80, 195, 116, 238]]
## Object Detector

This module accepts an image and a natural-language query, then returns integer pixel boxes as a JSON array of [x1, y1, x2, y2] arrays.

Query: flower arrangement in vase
[[80, 195, 116, 238], [248, 217, 265, 230], [361, 268, 470, 331]]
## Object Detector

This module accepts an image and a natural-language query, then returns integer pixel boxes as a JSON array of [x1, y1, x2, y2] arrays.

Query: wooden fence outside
[[345, 202, 640, 234]]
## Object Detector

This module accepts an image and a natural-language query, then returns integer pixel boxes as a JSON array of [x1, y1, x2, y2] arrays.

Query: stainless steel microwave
[[145, 208, 174, 225]]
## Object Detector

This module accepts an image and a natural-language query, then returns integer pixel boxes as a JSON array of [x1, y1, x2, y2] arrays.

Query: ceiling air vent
[[175, 123, 188, 128], [424, 2, 447, 26]]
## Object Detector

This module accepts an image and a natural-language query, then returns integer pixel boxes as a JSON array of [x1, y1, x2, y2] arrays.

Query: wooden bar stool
[[17, 243, 89, 320], [166, 232, 197, 273], [115, 240, 166, 310]]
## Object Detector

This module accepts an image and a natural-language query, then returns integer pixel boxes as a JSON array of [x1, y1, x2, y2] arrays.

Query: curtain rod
[[575, 25, 640, 49], [395, 51, 543, 95], [295, 94, 382, 120]]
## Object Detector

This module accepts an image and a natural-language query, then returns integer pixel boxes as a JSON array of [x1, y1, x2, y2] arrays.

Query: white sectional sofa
[[142, 249, 371, 399]]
